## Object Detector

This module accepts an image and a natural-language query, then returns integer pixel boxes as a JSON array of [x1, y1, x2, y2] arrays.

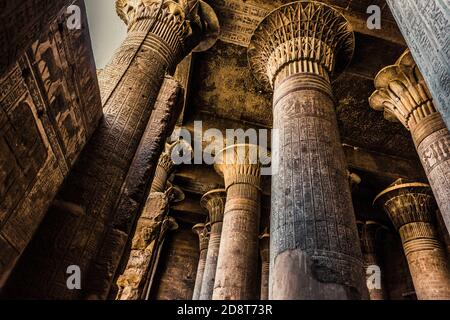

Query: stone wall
[[0, 0, 102, 289]]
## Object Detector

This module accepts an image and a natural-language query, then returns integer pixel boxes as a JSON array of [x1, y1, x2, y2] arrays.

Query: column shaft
[[400, 222, 450, 299], [212, 145, 264, 300], [259, 233, 270, 300], [6, 0, 215, 299], [411, 114, 450, 234], [271, 73, 364, 299], [370, 50, 450, 235], [375, 180, 450, 300], [199, 190, 227, 300], [116, 151, 176, 300], [213, 184, 260, 300], [357, 221, 387, 300], [192, 224, 209, 300]]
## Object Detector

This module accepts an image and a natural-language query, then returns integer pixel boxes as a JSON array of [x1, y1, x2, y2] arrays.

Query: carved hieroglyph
[[386, 0, 450, 129], [370, 50, 450, 238], [375, 180, 450, 300], [199, 189, 227, 300], [0, 0, 102, 290], [259, 231, 270, 301], [192, 223, 210, 300], [212, 144, 265, 300], [357, 221, 387, 300], [248, 1, 366, 300], [6, 0, 218, 300]]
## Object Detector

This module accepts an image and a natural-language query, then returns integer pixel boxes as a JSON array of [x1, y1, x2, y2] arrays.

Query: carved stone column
[[259, 231, 270, 301], [192, 223, 210, 300], [375, 179, 450, 300], [248, 1, 365, 300], [199, 189, 227, 300], [370, 50, 450, 237], [385, 0, 450, 129], [116, 151, 179, 300], [212, 144, 265, 300], [357, 221, 387, 300], [10, 0, 218, 300]]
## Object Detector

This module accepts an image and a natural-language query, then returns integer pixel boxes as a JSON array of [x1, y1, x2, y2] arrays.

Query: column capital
[[193, 223, 209, 252], [165, 182, 185, 203], [116, 0, 219, 54], [214, 144, 269, 190], [374, 179, 436, 230], [369, 50, 436, 131], [157, 152, 175, 176], [200, 189, 227, 224], [248, 1, 354, 90]]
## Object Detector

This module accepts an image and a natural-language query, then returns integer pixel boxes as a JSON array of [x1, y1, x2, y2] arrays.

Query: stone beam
[[0, 0, 77, 74]]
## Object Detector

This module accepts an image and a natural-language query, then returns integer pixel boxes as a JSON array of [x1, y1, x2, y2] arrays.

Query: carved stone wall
[[0, 0, 77, 75], [1, 0, 213, 299], [0, 0, 102, 289]]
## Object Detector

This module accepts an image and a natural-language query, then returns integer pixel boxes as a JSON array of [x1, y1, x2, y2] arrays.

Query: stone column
[[116, 152, 179, 300], [248, 1, 366, 300], [357, 221, 387, 300], [192, 223, 210, 300], [375, 179, 450, 300], [150, 152, 176, 193], [212, 144, 265, 300], [386, 0, 450, 129], [259, 231, 270, 301], [9, 0, 218, 300], [199, 189, 227, 300], [370, 50, 450, 236]]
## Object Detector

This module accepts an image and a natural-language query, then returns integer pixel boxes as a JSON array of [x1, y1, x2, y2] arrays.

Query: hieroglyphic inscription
[[417, 128, 450, 232], [208, 0, 270, 47], [4, 0, 209, 299], [419, 129, 450, 174], [0, 0, 102, 290], [271, 80, 365, 299], [387, 0, 450, 129], [0, 0, 75, 75]]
